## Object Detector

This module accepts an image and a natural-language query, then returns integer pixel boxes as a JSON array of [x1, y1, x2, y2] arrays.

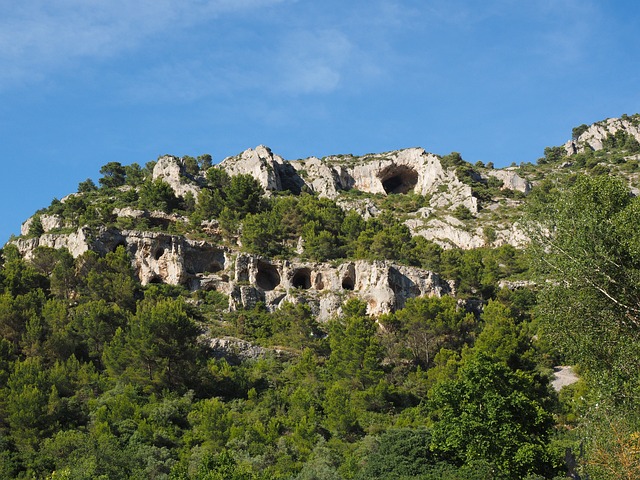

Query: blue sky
[[1, 0, 639, 243]]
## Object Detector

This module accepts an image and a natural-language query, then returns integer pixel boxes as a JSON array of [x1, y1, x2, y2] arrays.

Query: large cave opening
[[380, 165, 419, 194], [256, 261, 280, 291], [291, 268, 312, 289], [342, 273, 355, 290], [184, 248, 226, 275]]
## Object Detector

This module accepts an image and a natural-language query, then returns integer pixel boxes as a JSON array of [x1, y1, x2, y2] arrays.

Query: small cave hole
[[256, 261, 280, 291], [154, 248, 165, 260], [342, 275, 355, 291], [315, 273, 325, 290], [291, 268, 312, 289], [148, 276, 163, 284], [380, 165, 419, 194]]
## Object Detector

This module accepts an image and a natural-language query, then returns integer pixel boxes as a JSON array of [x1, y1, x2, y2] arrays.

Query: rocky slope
[[14, 114, 640, 318]]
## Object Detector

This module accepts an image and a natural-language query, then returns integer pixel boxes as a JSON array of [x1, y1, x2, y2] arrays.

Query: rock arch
[[379, 164, 419, 194], [256, 261, 280, 291]]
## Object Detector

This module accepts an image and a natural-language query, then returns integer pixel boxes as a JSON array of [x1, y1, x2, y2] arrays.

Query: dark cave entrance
[[291, 268, 312, 289], [256, 261, 280, 291], [380, 165, 419, 194], [342, 274, 355, 290]]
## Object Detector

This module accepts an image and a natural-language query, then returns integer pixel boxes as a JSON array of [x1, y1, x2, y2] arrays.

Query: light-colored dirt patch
[[552, 366, 579, 392]]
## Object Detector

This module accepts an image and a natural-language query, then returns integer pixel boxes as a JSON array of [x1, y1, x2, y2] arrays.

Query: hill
[[2, 115, 640, 478]]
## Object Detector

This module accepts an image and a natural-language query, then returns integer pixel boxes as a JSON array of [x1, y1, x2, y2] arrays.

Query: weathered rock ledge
[[12, 227, 453, 319]]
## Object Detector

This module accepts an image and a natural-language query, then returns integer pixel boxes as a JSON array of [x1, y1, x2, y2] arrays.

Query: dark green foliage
[[197, 154, 213, 170], [99, 162, 126, 188], [440, 152, 465, 169], [124, 162, 146, 186], [527, 175, 640, 405], [27, 216, 44, 237], [356, 428, 435, 478], [452, 204, 473, 220], [138, 178, 180, 212], [572, 124, 589, 140], [428, 354, 556, 479], [381, 296, 476, 368], [225, 174, 265, 218], [103, 298, 204, 393], [182, 155, 199, 176], [537, 146, 566, 165], [78, 178, 98, 193]]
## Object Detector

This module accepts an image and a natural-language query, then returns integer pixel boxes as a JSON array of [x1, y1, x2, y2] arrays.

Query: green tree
[[99, 162, 126, 188], [384, 296, 476, 368], [224, 174, 264, 218], [526, 175, 640, 405], [327, 299, 383, 389], [103, 298, 203, 393], [138, 179, 180, 212], [77, 178, 98, 193], [428, 354, 556, 478], [124, 162, 145, 186]]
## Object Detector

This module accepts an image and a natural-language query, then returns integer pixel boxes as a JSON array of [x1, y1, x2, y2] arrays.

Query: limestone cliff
[[564, 115, 640, 154], [12, 142, 535, 318], [11, 226, 451, 319]]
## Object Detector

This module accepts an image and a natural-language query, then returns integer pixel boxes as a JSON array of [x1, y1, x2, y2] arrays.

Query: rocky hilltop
[[13, 114, 640, 318]]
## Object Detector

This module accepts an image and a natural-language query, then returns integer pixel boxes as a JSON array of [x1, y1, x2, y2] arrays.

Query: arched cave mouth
[[291, 268, 312, 289], [342, 275, 355, 291], [380, 165, 419, 194], [256, 261, 280, 291], [148, 276, 163, 285], [154, 248, 165, 260]]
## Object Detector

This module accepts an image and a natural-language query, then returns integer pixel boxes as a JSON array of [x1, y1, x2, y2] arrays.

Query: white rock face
[[13, 227, 94, 258], [484, 170, 531, 194], [153, 156, 201, 198], [407, 217, 486, 249], [228, 254, 452, 319], [218, 145, 285, 192], [564, 116, 640, 154], [12, 224, 452, 318], [286, 147, 479, 213], [20, 214, 67, 236]]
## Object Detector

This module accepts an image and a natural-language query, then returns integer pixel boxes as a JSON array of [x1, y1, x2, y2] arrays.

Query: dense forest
[[3, 119, 640, 479]]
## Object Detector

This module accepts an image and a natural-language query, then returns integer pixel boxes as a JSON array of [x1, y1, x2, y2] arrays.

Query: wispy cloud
[[273, 30, 353, 95], [0, 0, 288, 89]]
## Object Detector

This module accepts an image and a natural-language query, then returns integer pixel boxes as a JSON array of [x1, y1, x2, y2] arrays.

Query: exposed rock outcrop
[[153, 155, 202, 198], [215, 146, 479, 213], [484, 169, 531, 194], [288, 148, 479, 213], [218, 145, 305, 194], [20, 214, 67, 236], [564, 116, 640, 155], [228, 254, 452, 319], [12, 227, 451, 319]]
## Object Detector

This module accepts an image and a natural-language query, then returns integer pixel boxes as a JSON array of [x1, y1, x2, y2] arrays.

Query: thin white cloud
[[0, 0, 288, 89], [274, 30, 353, 95]]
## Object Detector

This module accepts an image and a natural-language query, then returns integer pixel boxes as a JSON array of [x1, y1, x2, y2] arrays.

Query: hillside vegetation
[[2, 115, 640, 478]]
